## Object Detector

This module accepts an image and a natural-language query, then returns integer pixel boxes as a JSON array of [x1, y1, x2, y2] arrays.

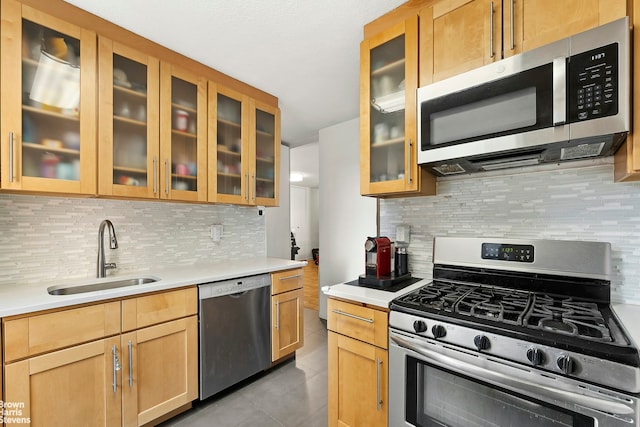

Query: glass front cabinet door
[[252, 100, 280, 207], [1, 0, 97, 194], [159, 62, 207, 201], [208, 84, 250, 204], [98, 37, 160, 199], [360, 16, 434, 197]]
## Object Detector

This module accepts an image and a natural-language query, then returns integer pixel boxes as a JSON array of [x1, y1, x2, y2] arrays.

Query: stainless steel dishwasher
[[198, 274, 271, 400]]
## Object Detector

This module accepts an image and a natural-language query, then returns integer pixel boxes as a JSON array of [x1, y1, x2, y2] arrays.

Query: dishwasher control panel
[[198, 273, 271, 299]]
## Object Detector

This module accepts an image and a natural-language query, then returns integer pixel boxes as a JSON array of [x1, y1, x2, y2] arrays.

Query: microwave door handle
[[390, 334, 634, 416], [553, 57, 566, 126]]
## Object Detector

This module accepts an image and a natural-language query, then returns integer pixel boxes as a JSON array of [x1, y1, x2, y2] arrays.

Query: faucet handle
[[105, 262, 117, 271]]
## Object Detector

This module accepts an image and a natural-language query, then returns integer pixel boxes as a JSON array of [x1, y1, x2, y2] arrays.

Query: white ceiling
[[65, 0, 407, 147]]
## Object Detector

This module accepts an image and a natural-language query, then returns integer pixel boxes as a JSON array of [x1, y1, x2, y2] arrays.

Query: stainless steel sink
[[47, 277, 159, 295]]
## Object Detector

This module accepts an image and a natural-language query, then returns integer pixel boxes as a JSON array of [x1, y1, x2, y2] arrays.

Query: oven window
[[406, 357, 593, 427]]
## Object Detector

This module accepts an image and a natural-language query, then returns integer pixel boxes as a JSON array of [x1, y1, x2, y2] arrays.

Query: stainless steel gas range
[[389, 237, 639, 427]]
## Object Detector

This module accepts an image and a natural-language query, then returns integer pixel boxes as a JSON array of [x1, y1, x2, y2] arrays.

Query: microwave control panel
[[568, 42, 618, 123], [481, 243, 534, 263]]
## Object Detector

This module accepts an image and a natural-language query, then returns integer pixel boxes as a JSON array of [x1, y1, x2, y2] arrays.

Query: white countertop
[[322, 277, 429, 308], [0, 257, 306, 318], [613, 303, 640, 349]]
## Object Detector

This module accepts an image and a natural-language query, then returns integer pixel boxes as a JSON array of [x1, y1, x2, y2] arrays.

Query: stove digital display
[[482, 243, 534, 262]]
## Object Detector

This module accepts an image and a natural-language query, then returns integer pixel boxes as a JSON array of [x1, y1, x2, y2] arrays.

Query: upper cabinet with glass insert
[[252, 100, 280, 207], [209, 84, 249, 205], [209, 84, 280, 206], [159, 63, 207, 202], [360, 16, 435, 197], [0, 0, 97, 194], [98, 37, 159, 199]]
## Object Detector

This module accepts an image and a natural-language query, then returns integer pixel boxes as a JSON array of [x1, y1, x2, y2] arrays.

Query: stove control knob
[[526, 348, 545, 366], [413, 320, 428, 333], [432, 325, 447, 339], [473, 335, 490, 351], [557, 355, 576, 375]]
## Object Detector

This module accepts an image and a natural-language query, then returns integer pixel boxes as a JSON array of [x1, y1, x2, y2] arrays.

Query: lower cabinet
[[122, 316, 198, 426], [2, 287, 198, 427], [4, 337, 122, 426], [271, 268, 305, 361], [328, 298, 389, 427]]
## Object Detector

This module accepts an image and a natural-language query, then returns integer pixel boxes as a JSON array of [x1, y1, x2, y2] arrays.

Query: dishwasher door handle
[[229, 291, 249, 298]]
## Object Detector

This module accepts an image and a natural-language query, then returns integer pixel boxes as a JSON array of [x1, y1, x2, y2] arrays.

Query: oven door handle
[[390, 334, 634, 416]]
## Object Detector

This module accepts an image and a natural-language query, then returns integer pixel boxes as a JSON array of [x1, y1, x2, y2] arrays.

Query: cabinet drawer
[[271, 268, 303, 295], [327, 298, 388, 349], [122, 287, 197, 332], [3, 302, 121, 362]]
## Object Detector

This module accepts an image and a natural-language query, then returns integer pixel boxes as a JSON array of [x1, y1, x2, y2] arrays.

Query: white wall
[[266, 145, 291, 259], [319, 117, 377, 318]]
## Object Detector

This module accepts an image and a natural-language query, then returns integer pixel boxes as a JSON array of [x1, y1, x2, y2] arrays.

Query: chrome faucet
[[97, 219, 118, 278]]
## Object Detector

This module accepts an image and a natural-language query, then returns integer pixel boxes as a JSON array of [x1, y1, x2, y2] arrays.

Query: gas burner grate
[[524, 295, 612, 342], [399, 281, 476, 312], [455, 286, 531, 325]]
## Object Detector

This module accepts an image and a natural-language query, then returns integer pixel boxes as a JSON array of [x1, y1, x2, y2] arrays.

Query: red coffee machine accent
[[365, 236, 391, 277]]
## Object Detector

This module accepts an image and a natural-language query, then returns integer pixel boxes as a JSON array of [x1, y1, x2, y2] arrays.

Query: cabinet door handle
[[489, 2, 495, 58], [275, 301, 280, 330], [245, 173, 249, 201], [331, 309, 374, 324], [128, 340, 133, 388], [252, 173, 256, 202], [510, 0, 515, 51], [279, 273, 302, 281], [112, 345, 121, 393], [376, 357, 382, 410], [153, 156, 158, 194], [165, 159, 169, 195], [407, 139, 412, 184], [9, 132, 14, 183]]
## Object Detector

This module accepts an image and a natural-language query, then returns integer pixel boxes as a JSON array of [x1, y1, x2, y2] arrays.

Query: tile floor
[[160, 308, 328, 427]]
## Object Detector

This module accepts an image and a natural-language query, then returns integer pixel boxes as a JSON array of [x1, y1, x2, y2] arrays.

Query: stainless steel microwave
[[417, 17, 630, 176]]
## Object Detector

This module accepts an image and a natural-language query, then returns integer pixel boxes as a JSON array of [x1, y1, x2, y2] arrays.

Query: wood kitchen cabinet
[[271, 268, 304, 361], [209, 84, 280, 206], [208, 83, 250, 204], [99, 37, 208, 201], [120, 288, 198, 427], [360, 15, 435, 197], [2, 287, 198, 426], [420, 0, 503, 84], [0, 0, 97, 194], [328, 298, 388, 427], [98, 37, 160, 199], [159, 62, 208, 202], [420, 0, 626, 85]]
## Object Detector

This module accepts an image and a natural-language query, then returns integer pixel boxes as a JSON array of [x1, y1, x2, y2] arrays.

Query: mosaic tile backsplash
[[0, 195, 266, 286], [379, 162, 640, 304]]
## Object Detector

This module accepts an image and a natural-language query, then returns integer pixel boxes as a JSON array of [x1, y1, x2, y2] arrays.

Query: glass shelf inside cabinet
[[217, 94, 243, 196], [21, 19, 81, 180], [255, 109, 275, 199], [112, 54, 148, 187], [369, 34, 406, 183], [170, 76, 198, 192]]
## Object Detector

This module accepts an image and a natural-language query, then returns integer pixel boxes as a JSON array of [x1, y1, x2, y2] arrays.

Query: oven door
[[417, 37, 570, 166], [389, 329, 638, 427]]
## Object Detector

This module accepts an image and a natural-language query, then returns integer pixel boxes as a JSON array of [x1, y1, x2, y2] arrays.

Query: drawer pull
[[331, 309, 373, 324], [279, 274, 302, 281]]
